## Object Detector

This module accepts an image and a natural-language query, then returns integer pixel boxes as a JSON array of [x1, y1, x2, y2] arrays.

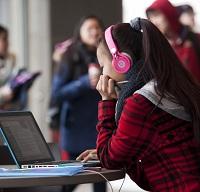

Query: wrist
[[101, 96, 115, 100]]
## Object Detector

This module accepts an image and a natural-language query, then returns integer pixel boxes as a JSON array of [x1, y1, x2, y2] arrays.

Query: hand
[[88, 64, 101, 89], [52, 49, 64, 63], [0, 85, 13, 102], [89, 75, 100, 89], [96, 75, 118, 100], [76, 149, 98, 162]]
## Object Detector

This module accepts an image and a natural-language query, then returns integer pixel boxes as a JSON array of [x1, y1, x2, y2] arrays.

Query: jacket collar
[[135, 80, 191, 121]]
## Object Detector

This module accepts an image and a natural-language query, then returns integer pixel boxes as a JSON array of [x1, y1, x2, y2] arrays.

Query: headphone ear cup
[[112, 52, 132, 73]]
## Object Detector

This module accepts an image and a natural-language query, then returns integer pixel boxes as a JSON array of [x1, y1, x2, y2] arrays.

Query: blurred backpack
[[2, 68, 41, 110], [10, 68, 41, 100]]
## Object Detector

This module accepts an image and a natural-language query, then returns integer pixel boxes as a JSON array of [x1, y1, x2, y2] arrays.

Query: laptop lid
[[0, 111, 54, 168]]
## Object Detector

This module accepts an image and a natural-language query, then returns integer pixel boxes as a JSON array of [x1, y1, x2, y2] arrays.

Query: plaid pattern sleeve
[[96, 94, 156, 169], [96, 94, 200, 191]]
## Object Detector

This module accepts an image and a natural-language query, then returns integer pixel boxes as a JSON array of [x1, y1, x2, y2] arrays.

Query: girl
[[77, 18, 200, 191], [50, 15, 106, 192], [0, 25, 15, 107]]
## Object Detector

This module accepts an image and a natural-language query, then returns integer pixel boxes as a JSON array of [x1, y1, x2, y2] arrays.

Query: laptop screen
[[0, 112, 54, 166]]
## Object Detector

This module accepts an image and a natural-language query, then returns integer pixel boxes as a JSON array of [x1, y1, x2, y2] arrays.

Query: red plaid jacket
[[96, 93, 200, 192]]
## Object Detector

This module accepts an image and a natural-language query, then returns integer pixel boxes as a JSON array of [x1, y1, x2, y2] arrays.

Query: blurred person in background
[[0, 25, 40, 111], [146, 0, 200, 83], [49, 39, 73, 144], [0, 25, 40, 146], [0, 25, 16, 109], [50, 15, 106, 192], [176, 4, 196, 31], [0, 25, 15, 145]]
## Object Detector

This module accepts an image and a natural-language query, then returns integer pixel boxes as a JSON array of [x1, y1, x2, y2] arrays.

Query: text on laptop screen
[[0, 113, 52, 163]]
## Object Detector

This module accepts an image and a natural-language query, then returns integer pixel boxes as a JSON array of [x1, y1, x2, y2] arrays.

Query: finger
[[90, 153, 98, 159], [76, 150, 91, 160], [108, 79, 115, 95], [82, 153, 97, 162], [102, 75, 109, 93], [81, 155, 91, 162], [96, 75, 102, 91]]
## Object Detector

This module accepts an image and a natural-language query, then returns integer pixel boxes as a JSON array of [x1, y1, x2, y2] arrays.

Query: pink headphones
[[105, 25, 132, 73]]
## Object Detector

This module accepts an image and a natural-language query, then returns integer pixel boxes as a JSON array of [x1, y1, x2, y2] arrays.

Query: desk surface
[[0, 167, 125, 188]]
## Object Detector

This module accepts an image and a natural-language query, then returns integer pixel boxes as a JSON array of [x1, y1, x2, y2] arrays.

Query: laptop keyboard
[[36, 160, 81, 165], [35, 160, 101, 167]]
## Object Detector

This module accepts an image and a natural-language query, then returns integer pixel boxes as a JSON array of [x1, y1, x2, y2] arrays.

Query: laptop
[[0, 111, 100, 169]]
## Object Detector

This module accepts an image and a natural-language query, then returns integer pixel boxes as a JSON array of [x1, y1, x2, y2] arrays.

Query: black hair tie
[[130, 17, 142, 31]]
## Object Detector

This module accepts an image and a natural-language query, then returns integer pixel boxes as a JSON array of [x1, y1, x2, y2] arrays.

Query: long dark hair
[[60, 15, 104, 78], [64, 15, 104, 55], [0, 25, 8, 36], [73, 15, 104, 43], [64, 15, 104, 57], [101, 18, 200, 141]]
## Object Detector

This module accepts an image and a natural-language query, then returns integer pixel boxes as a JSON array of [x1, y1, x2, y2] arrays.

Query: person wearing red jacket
[[77, 18, 200, 191], [146, 0, 200, 83]]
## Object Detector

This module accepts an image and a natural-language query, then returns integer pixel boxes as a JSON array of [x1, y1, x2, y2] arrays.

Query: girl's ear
[[112, 51, 132, 74]]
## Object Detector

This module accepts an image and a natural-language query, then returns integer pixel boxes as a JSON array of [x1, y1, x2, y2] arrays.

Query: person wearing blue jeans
[[50, 15, 106, 192]]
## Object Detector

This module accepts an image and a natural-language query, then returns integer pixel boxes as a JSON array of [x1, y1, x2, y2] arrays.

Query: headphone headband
[[105, 25, 118, 55], [104, 25, 132, 74]]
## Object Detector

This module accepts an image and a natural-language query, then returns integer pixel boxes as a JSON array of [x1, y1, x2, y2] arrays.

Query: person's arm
[[51, 62, 91, 104], [0, 85, 13, 105], [0, 54, 16, 105], [53, 74, 91, 102], [96, 94, 157, 170]]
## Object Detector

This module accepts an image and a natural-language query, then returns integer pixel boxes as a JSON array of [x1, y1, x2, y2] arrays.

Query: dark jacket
[[51, 42, 100, 153]]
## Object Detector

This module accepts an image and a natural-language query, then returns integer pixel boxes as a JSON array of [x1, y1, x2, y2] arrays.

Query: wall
[[50, 0, 122, 47]]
